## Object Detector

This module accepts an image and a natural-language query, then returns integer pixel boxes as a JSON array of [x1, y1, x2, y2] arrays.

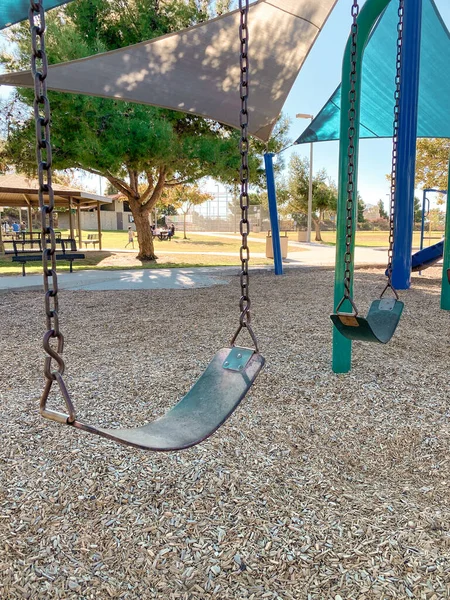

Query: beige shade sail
[[0, 0, 337, 141]]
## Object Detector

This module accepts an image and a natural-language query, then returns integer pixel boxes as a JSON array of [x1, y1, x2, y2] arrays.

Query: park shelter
[[0, 0, 338, 142], [0, 174, 111, 249], [295, 0, 450, 144]]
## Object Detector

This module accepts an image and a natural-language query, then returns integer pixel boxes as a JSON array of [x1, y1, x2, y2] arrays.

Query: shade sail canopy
[[1, 1, 75, 30], [295, 0, 450, 145], [0, 174, 111, 208], [0, 0, 338, 142]]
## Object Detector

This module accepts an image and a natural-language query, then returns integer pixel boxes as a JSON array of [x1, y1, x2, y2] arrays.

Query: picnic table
[[153, 229, 170, 240]]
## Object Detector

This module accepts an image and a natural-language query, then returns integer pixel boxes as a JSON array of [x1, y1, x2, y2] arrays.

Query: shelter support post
[[264, 153, 283, 276], [76, 202, 82, 247], [441, 155, 450, 310], [391, 0, 422, 290], [23, 195, 33, 235], [0, 217, 3, 254], [68, 199, 74, 240], [332, 0, 391, 373], [97, 201, 102, 250]]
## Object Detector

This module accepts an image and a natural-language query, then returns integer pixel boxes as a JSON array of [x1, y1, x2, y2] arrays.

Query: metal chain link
[[230, 0, 258, 351], [29, 0, 75, 423], [337, 0, 359, 315], [382, 0, 404, 300]]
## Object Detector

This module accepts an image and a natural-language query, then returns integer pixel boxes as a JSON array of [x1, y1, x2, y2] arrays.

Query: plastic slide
[[411, 240, 444, 272]]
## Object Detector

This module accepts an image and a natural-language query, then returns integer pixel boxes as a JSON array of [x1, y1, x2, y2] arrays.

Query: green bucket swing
[[330, 0, 404, 344], [29, 0, 264, 451]]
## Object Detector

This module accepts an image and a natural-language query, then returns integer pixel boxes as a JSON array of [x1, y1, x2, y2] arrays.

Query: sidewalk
[[0, 267, 231, 292]]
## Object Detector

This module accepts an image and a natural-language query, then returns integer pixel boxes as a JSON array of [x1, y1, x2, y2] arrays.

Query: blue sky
[[1, 0, 449, 209]]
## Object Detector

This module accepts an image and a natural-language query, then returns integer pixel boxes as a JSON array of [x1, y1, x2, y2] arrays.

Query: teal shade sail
[[296, 0, 450, 144], [1, 1, 75, 30]]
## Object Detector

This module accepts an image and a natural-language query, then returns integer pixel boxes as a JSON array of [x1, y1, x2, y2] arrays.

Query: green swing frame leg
[[440, 153, 450, 310], [332, 0, 391, 373]]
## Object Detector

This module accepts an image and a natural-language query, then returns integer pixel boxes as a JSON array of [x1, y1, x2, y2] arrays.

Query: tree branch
[[140, 166, 167, 211], [74, 164, 136, 198]]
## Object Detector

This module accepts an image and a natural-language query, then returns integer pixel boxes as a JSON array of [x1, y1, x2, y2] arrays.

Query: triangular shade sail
[[1, 0, 75, 30], [295, 0, 450, 145], [0, 0, 338, 142]]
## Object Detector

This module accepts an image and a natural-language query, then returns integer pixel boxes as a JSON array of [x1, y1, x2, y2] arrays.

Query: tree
[[286, 154, 337, 241], [413, 196, 422, 226], [357, 193, 366, 223], [0, 0, 286, 261], [377, 199, 389, 219], [415, 138, 450, 191], [163, 185, 213, 239]]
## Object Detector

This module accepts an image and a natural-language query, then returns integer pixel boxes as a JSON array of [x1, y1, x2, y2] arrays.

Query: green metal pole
[[440, 154, 450, 310], [332, 0, 391, 373]]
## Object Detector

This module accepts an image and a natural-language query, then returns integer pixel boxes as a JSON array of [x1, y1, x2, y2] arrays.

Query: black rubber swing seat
[[68, 347, 264, 451], [330, 298, 404, 343]]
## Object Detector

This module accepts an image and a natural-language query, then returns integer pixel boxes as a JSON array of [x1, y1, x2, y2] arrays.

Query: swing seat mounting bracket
[[223, 347, 254, 372]]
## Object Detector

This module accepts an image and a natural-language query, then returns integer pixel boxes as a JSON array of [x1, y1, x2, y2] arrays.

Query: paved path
[[0, 267, 231, 292]]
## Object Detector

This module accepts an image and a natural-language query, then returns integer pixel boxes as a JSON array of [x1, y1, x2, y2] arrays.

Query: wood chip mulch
[[0, 267, 449, 599]]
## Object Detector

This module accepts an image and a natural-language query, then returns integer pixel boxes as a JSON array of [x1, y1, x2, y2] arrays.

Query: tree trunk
[[183, 212, 187, 240], [313, 217, 322, 242], [133, 208, 157, 261]]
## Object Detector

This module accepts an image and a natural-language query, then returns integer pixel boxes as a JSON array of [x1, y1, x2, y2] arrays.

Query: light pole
[[296, 113, 314, 243]]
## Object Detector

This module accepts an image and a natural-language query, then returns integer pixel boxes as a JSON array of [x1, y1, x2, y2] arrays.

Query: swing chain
[[29, 0, 74, 420], [339, 0, 359, 316], [231, 0, 259, 352], [382, 0, 404, 300]]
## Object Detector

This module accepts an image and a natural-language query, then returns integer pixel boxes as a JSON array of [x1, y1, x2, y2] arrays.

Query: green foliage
[[357, 193, 366, 223], [287, 154, 337, 219], [413, 196, 422, 224], [415, 138, 450, 191], [0, 0, 285, 202], [286, 154, 337, 241], [377, 199, 388, 220], [0, 0, 287, 258]]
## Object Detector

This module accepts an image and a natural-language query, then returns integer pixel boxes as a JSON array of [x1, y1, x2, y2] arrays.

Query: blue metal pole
[[391, 0, 422, 290], [264, 152, 283, 275], [420, 190, 426, 251], [441, 157, 450, 310]]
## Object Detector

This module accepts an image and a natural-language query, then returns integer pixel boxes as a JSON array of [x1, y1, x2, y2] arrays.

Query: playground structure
[[0, 4, 449, 597], [294, 0, 450, 372], [0, 0, 448, 424], [411, 188, 447, 272]]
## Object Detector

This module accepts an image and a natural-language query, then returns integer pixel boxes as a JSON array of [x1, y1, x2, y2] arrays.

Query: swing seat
[[69, 347, 264, 451], [330, 298, 404, 343]]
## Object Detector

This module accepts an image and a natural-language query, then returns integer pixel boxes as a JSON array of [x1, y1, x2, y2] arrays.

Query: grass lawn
[[0, 230, 275, 276]]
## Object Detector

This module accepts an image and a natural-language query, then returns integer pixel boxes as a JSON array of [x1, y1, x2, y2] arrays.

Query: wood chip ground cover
[[0, 267, 449, 599]]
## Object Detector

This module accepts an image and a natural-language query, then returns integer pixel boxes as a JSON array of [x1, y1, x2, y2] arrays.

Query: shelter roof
[[0, 173, 112, 209], [295, 0, 450, 145], [0, 0, 338, 142]]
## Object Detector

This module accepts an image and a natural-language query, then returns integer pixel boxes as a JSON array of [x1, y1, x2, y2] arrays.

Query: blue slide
[[411, 240, 444, 272]]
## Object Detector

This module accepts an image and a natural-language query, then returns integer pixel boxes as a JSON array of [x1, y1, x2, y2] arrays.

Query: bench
[[4, 238, 76, 255], [83, 234, 100, 248], [10, 238, 85, 276], [4, 239, 43, 254]]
